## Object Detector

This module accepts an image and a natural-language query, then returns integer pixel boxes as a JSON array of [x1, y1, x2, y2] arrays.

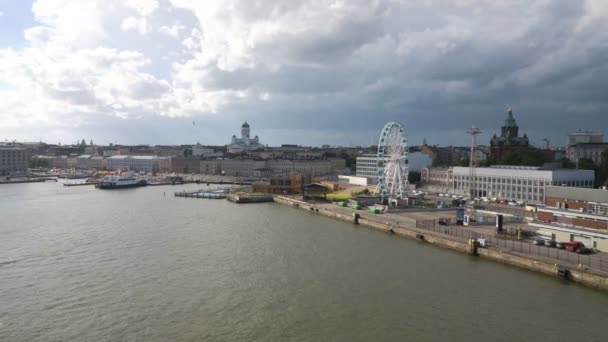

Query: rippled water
[[1, 182, 607, 341]]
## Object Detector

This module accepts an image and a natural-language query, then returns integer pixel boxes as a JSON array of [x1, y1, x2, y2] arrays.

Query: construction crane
[[542, 138, 550, 149], [467, 126, 482, 197]]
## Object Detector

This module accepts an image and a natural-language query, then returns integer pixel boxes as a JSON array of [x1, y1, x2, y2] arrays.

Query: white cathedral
[[227, 121, 264, 153]]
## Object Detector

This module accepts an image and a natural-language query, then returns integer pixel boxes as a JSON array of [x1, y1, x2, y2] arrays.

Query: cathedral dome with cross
[[490, 108, 530, 159], [227, 121, 263, 153]]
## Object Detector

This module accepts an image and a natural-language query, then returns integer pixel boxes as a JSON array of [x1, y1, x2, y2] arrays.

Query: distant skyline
[[1, 1, 607, 147]]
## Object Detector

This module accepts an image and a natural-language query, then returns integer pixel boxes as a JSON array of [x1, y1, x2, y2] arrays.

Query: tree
[[408, 171, 421, 184], [598, 149, 608, 186], [458, 158, 470, 167], [577, 158, 596, 170], [499, 149, 549, 166], [559, 157, 575, 169]]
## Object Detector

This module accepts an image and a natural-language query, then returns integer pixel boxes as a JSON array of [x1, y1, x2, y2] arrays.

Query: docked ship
[[95, 173, 147, 189]]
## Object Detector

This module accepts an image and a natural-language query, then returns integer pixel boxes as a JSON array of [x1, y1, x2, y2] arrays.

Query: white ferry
[[95, 173, 147, 189]]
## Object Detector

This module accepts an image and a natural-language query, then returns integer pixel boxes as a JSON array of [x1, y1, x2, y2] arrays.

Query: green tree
[[499, 149, 549, 166], [559, 157, 575, 169], [408, 171, 421, 184]]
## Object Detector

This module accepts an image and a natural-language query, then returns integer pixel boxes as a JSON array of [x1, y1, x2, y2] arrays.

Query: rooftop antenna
[[467, 126, 482, 197]]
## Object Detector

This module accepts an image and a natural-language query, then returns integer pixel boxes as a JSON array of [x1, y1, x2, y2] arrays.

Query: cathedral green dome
[[242, 121, 250, 128], [503, 108, 518, 128]]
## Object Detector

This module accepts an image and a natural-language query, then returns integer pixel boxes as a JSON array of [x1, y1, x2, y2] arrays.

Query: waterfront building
[[200, 159, 223, 175], [0, 147, 29, 175], [171, 157, 201, 174], [227, 122, 264, 153], [490, 108, 530, 160], [76, 155, 106, 170], [451, 166, 594, 204], [566, 131, 608, 166], [106, 155, 171, 173], [267, 159, 333, 176], [222, 158, 267, 177], [356, 152, 431, 183], [76, 155, 92, 169], [50, 155, 68, 169], [420, 167, 454, 193], [252, 173, 308, 194], [530, 186, 608, 252]]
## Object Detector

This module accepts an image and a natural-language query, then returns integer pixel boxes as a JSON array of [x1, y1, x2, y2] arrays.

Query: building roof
[[242, 121, 249, 128], [503, 108, 518, 128], [545, 186, 608, 203]]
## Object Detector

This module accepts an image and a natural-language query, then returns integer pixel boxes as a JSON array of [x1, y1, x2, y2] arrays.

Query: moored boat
[[95, 173, 147, 189]]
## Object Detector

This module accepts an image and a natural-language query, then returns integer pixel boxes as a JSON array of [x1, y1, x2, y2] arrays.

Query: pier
[[174, 187, 232, 199]]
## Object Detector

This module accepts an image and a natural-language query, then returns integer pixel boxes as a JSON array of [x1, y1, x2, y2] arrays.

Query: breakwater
[[272, 196, 608, 292]]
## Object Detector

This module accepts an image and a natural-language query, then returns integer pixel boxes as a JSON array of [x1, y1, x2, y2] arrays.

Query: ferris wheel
[[375, 122, 409, 201]]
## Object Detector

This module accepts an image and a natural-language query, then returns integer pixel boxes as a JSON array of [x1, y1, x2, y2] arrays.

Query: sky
[[0, 0, 607, 147]]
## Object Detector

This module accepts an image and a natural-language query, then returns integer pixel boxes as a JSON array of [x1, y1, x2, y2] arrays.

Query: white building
[[222, 159, 267, 177], [566, 131, 608, 166], [221, 158, 335, 177], [356, 152, 431, 183], [106, 155, 171, 173], [452, 166, 595, 204], [193, 143, 222, 157], [227, 122, 264, 153], [267, 159, 333, 175], [355, 154, 378, 182]]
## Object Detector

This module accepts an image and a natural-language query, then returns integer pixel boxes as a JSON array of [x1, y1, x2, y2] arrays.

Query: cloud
[[0, 0, 607, 146], [158, 23, 184, 38], [120, 16, 149, 35]]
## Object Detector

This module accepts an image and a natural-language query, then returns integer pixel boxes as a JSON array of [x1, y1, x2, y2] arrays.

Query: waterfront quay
[[272, 195, 608, 292]]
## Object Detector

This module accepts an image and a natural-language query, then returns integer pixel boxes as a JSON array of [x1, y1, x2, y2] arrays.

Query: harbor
[[271, 195, 608, 291], [2, 182, 608, 342]]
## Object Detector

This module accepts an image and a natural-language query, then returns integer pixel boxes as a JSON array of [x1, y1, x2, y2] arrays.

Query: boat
[[60, 172, 89, 179], [95, 173, 147, 189]]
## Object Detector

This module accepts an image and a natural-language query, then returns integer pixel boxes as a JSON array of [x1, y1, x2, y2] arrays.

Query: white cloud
[[577, 0, 608, 31], [120, 16, 149, 35], [124, 0, 159, 17], [158, 24, 184, 38], [0, 0, 607, 145]]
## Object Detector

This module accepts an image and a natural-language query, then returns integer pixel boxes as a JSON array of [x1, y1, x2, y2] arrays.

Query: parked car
[[576, 247, 593, 255], [545, 240, 557, 248], [532, 239, 546, 246], [438, 218, 448, 226], [563, 241, 585, 252], [556, 242, 567, 249]]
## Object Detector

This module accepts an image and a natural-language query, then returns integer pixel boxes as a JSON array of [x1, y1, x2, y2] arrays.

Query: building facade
[[0, 147, 29, 175], [566, 132, 607, 166], [200, 159, 223, 175], [451, 166, 594, 204], [106, 155, 171, 173], [530, 186, 608, 252], [356, 152, 431, 183], [490, 108, 530, 160], [227, 122, 264, 153], [171, 157, 201, 174], [222, 159, 267, 177]]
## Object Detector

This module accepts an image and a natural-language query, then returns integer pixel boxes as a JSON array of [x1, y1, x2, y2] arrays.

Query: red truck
[[562, 241, 585, 252]]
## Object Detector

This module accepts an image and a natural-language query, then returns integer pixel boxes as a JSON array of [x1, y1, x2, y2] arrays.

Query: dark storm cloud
[[3, 0, 607, 146], [202, 0, 608, 147]]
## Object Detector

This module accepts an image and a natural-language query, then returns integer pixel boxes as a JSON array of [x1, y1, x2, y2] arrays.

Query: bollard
[[352, 213, 360, 225]]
